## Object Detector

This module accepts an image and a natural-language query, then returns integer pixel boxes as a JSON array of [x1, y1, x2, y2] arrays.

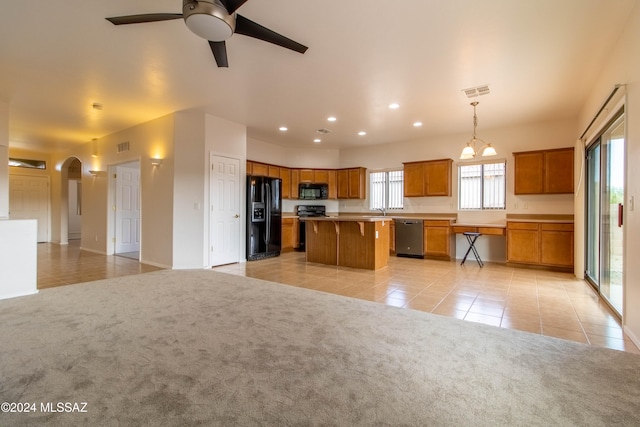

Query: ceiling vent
[[462, 85, 490, 98], [316, 128, 331, 134]]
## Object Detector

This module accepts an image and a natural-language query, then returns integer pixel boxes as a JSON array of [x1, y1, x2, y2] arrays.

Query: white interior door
[[210, 154, 241, 266], [115, 165, 140, 254], [9, 175, 49, 242]]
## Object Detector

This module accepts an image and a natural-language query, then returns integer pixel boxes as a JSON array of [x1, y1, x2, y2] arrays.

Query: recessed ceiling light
[[389, 103, 400, 109], [413, 122, 423, 127], [313, 138, 321, 143], [358, 131, 367, 136], [327, 116, 337, 122], [279, 126, 288, 131]]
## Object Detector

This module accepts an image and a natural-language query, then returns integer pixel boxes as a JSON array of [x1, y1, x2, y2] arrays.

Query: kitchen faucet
[[376, 207, 386, 216]]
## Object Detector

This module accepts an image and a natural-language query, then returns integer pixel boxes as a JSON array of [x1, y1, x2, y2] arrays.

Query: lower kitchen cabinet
[[507, 221, 573, 269], [540, 223, 574, 267], [389, 220, 395, 253], [506, 222, 539, 264], [281, 218, 297, 251], [423, 220, 453, 260]]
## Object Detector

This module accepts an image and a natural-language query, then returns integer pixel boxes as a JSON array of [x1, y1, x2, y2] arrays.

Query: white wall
[[0, 101, 9, 218], [577, 1, 640, 344], [172, 111, 206, 269], [247, 138, 339, 169], [51, 113, 176, 268]]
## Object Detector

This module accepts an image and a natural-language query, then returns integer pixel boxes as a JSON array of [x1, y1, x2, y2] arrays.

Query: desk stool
[[461, 232, 484, 267]]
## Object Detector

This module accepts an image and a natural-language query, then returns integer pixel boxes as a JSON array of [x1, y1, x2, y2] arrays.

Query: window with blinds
[[458, 161, 506, 210], [370, 170, 404, 210]]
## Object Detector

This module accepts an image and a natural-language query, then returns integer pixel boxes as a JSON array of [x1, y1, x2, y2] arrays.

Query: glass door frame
[[584, 108, 625, 318]]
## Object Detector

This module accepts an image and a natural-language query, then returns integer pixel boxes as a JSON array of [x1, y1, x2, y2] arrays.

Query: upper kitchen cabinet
[[299, 169, 314, 182], [403, 159, 453, 197], [250, 162, 269, 177], [313, 169, 330, 184], [513, 147, 574, 194], [280, 168, 291, 199], [337, 167, 366, 199]]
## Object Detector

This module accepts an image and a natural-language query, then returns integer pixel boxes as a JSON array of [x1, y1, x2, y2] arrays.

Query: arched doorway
[[60, 157, 82, 245]]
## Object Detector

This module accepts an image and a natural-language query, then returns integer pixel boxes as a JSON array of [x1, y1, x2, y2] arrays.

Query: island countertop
[[299, 215, 391, 222]]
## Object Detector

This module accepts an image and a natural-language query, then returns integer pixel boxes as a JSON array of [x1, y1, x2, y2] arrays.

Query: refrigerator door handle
[[265, 182, 271, 245]]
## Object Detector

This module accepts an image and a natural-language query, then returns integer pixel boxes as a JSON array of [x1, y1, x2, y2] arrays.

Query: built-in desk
[[451, 224, 506, 236]]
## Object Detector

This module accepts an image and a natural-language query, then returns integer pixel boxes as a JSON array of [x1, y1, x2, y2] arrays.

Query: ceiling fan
[[106, 0, 308, 68]]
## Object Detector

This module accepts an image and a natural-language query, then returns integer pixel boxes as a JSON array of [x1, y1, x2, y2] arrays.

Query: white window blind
[[458, 161, 505, 210], [370, 170, 404, 210]]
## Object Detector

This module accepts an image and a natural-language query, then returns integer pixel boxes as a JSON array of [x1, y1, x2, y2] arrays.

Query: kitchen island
[[300, 216, 390, 270]]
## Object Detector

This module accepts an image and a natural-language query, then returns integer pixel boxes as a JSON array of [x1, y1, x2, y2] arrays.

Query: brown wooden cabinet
[[299, 169, 314, 182], [327, 170, 337, 199], [336, 167, 366, 199], [506, 222, 540, 264], [403, 162, 424, 197], [423, 220, 453, 259], [540, 223, 574, 267], [403, 159, 452, 197], [280, 168, 291, 199], [514, 148, 574, 194], [291, 169, 299, 199], [336, 169, 349, 199], [348, 168, 366, 198], [251, 162, 269, 177], [268, 165, 280, 178], [313, 169, 330, 184], [246, 161, 362, 200], [389, 220, 395, 253], [507, 221, 573, 269], [281, 217, 295, 251]]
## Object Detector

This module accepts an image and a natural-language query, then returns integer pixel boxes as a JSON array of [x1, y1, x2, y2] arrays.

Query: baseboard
[[624, 325, 640, 350]]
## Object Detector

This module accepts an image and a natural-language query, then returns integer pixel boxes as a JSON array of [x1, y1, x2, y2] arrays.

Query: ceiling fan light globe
[[183, 0, 235, 41]]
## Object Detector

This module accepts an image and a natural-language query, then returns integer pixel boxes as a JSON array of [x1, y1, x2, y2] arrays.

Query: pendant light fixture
[[460, 101, 496, 160]]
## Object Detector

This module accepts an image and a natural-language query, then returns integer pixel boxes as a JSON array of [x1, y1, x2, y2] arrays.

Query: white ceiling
[[1, 0, 637, 152]]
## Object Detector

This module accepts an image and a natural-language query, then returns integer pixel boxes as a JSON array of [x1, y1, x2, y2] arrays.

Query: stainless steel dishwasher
[[395, 219, 424, 258]]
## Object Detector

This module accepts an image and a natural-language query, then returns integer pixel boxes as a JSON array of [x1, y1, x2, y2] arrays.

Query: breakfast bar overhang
[[300, 216, 390, 270]]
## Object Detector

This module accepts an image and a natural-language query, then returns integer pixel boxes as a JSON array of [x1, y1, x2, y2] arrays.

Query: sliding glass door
[[585, 111, 625, 316]]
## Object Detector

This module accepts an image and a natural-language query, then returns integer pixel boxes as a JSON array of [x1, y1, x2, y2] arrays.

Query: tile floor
[[37, 241, 163, 289], [213, 251, 640, 354], [36, 242, 638, 354]]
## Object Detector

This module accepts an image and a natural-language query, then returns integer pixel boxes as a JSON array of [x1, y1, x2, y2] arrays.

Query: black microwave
[[299, 183, 328, 200]]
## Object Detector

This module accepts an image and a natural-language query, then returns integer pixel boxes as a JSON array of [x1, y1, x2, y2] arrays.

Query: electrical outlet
[[524, 203, 529, 209], [514, 203, 519, 209]]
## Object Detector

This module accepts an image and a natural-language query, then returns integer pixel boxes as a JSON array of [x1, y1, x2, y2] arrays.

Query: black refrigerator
[[247, 175, 282, 261]]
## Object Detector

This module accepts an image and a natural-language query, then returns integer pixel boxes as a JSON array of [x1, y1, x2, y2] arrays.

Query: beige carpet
[[1, 269, 639, 426]]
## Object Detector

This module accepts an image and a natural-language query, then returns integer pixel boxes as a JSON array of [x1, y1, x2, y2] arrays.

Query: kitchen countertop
[[299, 215, 391, 222]]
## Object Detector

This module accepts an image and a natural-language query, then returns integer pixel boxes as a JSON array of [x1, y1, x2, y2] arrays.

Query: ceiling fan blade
[[220, 0, 249, 14], [106, 14, 183, 25], [209, 41, 229, 67], [235, 15, 308, 54]]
